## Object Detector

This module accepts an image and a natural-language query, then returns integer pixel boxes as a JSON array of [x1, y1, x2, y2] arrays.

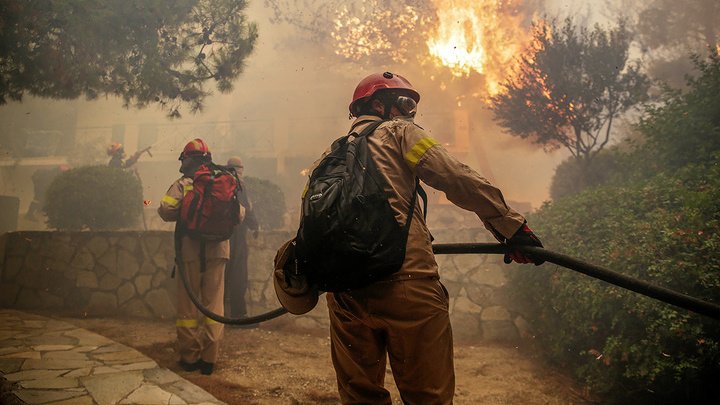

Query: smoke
[[4, 1, 641, 221]]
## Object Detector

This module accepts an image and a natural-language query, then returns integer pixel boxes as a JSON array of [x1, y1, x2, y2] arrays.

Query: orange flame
[[426, 0, 536, 95]]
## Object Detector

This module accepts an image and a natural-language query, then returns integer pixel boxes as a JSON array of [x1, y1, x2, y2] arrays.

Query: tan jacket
[[158, 176, 245, 261], [318, 115, 526, 281]]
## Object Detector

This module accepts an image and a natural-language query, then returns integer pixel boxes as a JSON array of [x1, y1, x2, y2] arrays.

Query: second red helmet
[[180, 138, 211, 160], [349, 72, 420, 117]]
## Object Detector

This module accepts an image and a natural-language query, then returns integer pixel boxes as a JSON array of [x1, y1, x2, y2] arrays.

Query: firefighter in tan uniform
[[158, 138, 232, 376], [276, 72, 544, 404]]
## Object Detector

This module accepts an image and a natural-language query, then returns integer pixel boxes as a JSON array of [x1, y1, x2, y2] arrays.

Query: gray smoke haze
[[0, 0, 703, 227]]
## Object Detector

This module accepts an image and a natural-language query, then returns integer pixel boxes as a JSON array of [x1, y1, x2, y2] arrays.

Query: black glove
[[504, 223, 545, 266]]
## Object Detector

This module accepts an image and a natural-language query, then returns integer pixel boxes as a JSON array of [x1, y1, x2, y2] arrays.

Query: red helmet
[[180, 138, 211, 160], [349, 72, 420, 116], [107, 143, 124, 156]]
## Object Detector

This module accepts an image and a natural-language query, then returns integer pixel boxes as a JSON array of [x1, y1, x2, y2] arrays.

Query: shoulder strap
[[402, 177, 428, 230]]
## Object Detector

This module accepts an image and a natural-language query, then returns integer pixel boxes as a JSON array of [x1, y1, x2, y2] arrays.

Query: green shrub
[[243, 176, 286, 230], [549, 150, 628, 199], [637, 53, 720, 170], [510, 159, 720, 402], [44, 166, 143, 230]]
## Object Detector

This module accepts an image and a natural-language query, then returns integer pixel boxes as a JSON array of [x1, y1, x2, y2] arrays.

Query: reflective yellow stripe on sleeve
[[176, 319, 198, 328], [182, 184, 193, 196], [204, 318, 219, 325], [162, 195, 179, 207], [405, 137, 439, 169]]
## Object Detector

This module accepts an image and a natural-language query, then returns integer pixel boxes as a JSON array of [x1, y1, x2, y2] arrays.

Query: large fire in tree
[[326, 0, 539, 96], [425, 0, 536, 95], [266, 0, 540, 96]]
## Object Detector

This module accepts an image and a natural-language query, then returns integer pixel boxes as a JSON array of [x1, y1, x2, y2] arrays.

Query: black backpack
[[295, 120, 424, 292]]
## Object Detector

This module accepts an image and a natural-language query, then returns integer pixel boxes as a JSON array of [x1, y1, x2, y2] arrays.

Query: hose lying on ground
[[178, 243, 720, 325]]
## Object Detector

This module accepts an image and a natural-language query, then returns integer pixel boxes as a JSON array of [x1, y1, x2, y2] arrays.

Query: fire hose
[[177, 242, 720, 325]]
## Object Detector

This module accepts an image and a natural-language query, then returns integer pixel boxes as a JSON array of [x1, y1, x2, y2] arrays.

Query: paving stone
[[25, 335, 78, 346], [93, 343, 132, 354], [144, 368, 181, 385], [22, 359, 99, 370], [63, 367, 92, 378], [92, 366, 124, 375], [0, 358, 24, 373], [43, 351, 89, 361], [14, 389, 84, 404], [115, 361, 158, 371], [20, 377, 79, 389], [168, 393, 188, 404], [81, 370, 144, 405], [63, 329, 113, 346], [0, 351, 41, 360], [93, 350, 149, 362], [33, 345, 74, 351], [72, 346, 98, 353], [4, 369, 67, 382], [0, 332, 22, 342], [44, 394, 95, 405], [0, 310, 223, 405], [120, 383, 172, 404]]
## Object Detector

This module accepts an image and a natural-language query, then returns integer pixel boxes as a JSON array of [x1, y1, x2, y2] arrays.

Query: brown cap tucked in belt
[[273, 239, 318, 315]]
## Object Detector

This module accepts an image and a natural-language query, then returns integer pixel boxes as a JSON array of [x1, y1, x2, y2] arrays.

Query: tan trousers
[[327, 277, 455, 405], [176, 258, 227, 364]]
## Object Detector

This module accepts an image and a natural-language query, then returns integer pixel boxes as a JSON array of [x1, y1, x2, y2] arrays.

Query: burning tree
[[264, 0, 541, 96], [490, 18, 649, 187], [0, 0, 257, 117]]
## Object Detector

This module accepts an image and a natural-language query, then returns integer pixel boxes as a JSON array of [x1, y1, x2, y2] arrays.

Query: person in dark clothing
[[224, 156, 259, 321]]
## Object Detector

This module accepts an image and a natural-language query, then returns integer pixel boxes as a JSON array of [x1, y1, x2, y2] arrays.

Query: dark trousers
[[224, 227, 249, 317]]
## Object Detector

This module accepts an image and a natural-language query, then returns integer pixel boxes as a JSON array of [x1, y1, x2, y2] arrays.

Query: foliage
[[633, 0, 719, 87], [511, 160, 720, 402], [549, 148, 626, 199], [44, 166, 143, 230], [511, 55, 720, 402], [548, 54, 720, 199], [0, 0, 257, 117], [264, 0, 436, 65], [637, 53, 720, 171], [243, 176, 285, 230], [490, 17, 649, 188]]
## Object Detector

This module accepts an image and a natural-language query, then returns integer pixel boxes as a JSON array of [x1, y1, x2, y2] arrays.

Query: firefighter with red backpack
[[158, 138, 245, 375]]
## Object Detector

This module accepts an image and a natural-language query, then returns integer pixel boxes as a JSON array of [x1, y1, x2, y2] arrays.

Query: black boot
[[199, 360, 214, 375], [177, 360, 202, 372]]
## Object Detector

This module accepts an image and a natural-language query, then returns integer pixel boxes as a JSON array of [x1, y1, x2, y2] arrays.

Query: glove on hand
[[504, 223, 545, 266]]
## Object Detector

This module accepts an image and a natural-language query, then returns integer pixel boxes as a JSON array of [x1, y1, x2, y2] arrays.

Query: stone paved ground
[[0, 309, 223, 405]]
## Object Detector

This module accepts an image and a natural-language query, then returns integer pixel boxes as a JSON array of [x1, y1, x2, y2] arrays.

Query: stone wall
[[0, 229, 529, 342]]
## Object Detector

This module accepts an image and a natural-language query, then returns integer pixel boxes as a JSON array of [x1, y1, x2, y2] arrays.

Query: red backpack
[[180, 163, 241, 241]]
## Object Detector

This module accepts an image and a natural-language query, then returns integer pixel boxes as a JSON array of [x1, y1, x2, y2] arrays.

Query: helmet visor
[[395, 95, 417, 117]]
